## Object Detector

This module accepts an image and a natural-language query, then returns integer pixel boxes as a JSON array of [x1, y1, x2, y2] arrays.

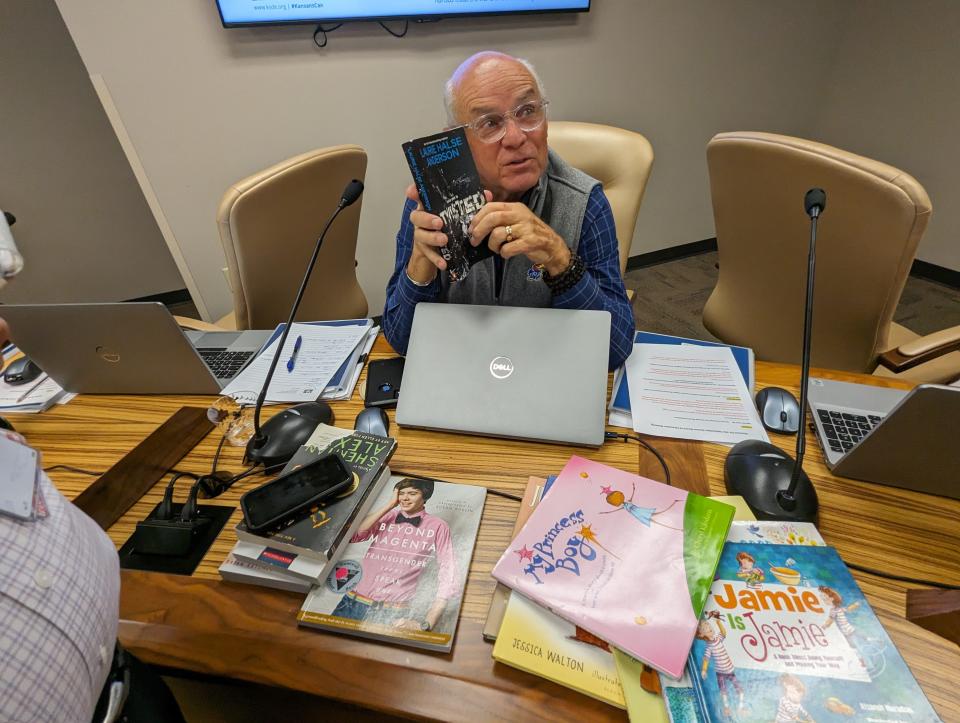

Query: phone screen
[[242, 454, 350, 531]]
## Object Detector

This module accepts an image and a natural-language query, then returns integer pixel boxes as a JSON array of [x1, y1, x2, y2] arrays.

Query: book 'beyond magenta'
[[491, 456, 735, 679], [402, 126, 491, 282], [298, 475, 485, 652]]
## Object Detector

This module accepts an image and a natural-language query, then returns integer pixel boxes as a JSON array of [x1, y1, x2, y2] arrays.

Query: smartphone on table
[[240, 453, 352, 534], [364, 357, 404, 408]]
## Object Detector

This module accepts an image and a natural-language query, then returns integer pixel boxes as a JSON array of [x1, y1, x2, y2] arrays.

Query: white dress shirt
[[0, 464, 119, 723]]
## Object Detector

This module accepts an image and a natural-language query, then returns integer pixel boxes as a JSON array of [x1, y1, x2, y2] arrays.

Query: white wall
[[810, 0, 960, 271], [54, 1, 857, 320], [0, 0, 184, 305]]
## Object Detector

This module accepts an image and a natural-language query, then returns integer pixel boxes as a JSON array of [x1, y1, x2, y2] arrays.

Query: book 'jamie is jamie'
[[492, 456, 734, 678], [689, 543, 941, 722]]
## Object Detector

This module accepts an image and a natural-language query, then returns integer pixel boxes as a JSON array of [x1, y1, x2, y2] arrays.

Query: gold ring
[[505, 225, 514, 243]]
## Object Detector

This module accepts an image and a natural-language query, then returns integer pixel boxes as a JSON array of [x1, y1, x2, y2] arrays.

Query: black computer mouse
[[354, 407, 390, 437], [3, 357, 42, 386], [755, 387, 801, 434]]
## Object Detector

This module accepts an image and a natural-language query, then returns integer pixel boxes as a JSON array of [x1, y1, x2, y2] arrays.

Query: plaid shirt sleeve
[[382, 188, 635, 369], [552, 185, 636, 370], [382, 198, 439, 355]]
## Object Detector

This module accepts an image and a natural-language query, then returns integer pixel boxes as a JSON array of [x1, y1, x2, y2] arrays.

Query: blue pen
[[286, 335, 303, 373]]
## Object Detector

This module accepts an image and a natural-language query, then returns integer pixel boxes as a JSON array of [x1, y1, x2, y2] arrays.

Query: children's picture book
[[661, 670, 701, 723], [492, 456, 735, 678], [493, 589, 626, 708], [726, 521, 824, 547], [690, 543, 940, 722], [235, 425, 396, 563], [298, 475, 485, 652], [651, 520, 826, 722], [493, 474, 632, 708], [402, 126, 491, 282], [483, 475, 551, 642], [614, 495, 757, 723]]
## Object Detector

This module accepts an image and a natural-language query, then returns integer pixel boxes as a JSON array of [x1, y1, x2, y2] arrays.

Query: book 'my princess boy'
[[492, 456, 734, 678]]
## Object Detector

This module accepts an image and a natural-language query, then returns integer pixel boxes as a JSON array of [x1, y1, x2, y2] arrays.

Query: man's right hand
[[405, 184, 448, 284]]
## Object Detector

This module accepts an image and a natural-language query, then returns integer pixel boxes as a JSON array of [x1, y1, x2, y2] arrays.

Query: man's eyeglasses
[[462, 99, 550, 144]]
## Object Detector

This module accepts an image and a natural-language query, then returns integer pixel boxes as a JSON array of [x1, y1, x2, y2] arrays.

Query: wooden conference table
[[12, 337, 960, 722]]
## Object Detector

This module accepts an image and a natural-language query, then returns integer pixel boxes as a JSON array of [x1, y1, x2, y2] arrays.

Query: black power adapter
[[133, 475, 210, 556]]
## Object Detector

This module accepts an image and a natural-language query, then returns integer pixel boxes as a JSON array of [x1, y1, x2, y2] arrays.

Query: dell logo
[[489, 356, 514, 380], [96, 346, 121, 363]]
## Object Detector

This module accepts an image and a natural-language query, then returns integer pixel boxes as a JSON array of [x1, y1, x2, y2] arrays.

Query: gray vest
[[439, 149, 599, 306]]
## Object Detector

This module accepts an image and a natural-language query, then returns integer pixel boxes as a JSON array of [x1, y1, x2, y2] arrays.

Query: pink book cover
[[491, 456, 734, 678]]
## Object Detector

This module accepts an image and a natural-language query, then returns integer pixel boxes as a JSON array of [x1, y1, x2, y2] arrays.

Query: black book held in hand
[[402, 127, 492, 282]]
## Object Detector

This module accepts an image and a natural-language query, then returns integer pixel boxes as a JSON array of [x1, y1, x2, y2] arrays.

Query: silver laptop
[[396, 304, 611, 446], [2, 302, 271, 394], [808, 377, 959, 499]]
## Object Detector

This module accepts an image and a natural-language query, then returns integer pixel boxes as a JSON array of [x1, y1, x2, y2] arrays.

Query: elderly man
[[382, 51, 635, 370]]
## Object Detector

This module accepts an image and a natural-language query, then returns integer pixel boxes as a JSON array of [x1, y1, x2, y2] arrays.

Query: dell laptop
[[1, 302, 271, 394], [396, 304, 611, 446], [807, 377, 959, 500]]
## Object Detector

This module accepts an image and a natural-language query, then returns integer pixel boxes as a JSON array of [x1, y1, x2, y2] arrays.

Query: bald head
[[444, 52, 546, 125]]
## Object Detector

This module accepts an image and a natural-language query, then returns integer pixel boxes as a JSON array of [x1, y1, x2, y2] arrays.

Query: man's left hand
[[468, 202, 571, 277]]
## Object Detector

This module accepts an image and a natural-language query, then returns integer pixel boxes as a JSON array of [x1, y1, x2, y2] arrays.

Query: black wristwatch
[[419, 620, 432, 631]]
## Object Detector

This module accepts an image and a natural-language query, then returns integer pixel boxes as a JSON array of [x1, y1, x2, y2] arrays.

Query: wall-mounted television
[[215, 0, 590, 28]]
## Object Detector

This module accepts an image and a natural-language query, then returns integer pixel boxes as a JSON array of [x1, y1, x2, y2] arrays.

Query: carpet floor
[[625, 251, 960, 343]]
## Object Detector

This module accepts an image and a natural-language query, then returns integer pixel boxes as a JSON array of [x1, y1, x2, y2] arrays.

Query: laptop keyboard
[[197, 349, 255, 379], [816, 408, 884, 454]]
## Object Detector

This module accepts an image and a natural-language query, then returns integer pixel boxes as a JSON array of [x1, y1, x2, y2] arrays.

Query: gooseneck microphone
[[340, 179, 364, 207], [245, 179, 365, 471], [724, 188, 824, 522], [777, 188, 826, 511]]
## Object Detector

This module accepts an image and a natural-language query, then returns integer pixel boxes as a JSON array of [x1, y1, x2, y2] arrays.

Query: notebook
[[396, 303, 610, 446], [1, 302, 270, 394], [808, 377, 959, 499]]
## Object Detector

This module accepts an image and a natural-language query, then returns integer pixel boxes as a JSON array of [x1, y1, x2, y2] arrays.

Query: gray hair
[[443, 53, 547, 126]]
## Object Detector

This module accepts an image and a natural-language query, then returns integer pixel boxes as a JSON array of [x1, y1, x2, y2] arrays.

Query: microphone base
[[245, 401, 334, 472], [724, 439, 818, 522]]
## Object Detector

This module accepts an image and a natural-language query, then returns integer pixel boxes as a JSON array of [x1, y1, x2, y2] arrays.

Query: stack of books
[[219, 422, 488, 654], [488, 456, 735, 709], [219, 423, 396, 591], [486, 462, 940, 721]]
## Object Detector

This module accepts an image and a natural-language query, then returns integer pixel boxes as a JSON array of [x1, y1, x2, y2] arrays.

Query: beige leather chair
[[703, 131, 960, 383], [549, 121, 654, 278], [215, 145, 368, 330]]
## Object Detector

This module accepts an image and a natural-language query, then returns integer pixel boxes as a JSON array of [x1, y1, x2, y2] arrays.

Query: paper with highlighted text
[[625, 344, 769, 445]]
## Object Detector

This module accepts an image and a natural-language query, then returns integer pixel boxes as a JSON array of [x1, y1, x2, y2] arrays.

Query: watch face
[[420, 621, 431, 631]]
